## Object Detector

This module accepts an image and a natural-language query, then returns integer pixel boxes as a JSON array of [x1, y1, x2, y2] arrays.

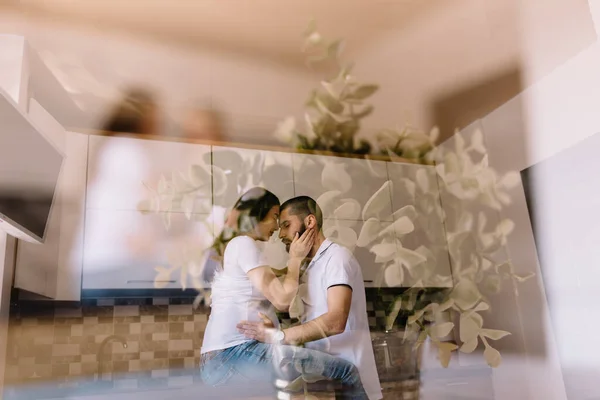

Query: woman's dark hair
[[211, 187, 280, 257]]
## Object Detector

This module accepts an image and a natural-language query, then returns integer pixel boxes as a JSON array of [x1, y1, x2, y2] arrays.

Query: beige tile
[[130, 323, 141, 334], [52, 344, 80, 357], [193, 314, 207, 322], [129, 359, 141, 372], [140, 315, 154, 323], [82, 354, 97, 363], [113, 341, 139, 353], [17, 357, 35, 366], [83, 317, 98, 325], [183, 322, 194, 332], [140, 351, 154, 360], [152, 333, 169, 341], [69, 363, 82, 376], [141, 322, 168, 334], [169, 340, 193, 352], [168, 304, 192, 316], [184, 357, 196, 369], [71, 325, 83, 336], [114, 305, 139, 317]]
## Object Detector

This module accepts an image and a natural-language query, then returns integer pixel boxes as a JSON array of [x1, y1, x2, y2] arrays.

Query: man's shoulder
[[325, 241, 359, 265]]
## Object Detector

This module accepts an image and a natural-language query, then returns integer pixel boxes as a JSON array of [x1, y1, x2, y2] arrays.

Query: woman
[[200, 187, 368, 399]]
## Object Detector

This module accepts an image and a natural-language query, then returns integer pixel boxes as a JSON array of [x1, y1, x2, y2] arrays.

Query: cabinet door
[[86, 136, 213, 213], [211, 146, 294, 271], [292, 153, 393, 222], [14, 108, 88, 300], [83, 136, 213, 289], [387, 162, 452, 288], [82, 209, 213, 289]]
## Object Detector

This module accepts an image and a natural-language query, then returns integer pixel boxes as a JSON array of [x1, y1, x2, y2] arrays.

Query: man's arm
[[283, 285, 352, 345]]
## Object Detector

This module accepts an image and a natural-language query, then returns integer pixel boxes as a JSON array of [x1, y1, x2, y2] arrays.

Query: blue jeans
[[200, 340, 368, 400]]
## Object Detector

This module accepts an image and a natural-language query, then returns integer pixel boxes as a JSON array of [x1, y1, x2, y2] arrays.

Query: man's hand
[[237, 312, 277, 343]]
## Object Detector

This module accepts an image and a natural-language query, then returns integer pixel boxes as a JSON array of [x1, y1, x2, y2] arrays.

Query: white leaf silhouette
[[384, 262, 404, 287], [459, 312, 483, 343], [451, 279, 482, 310], [460, 337, 478, 353], [212, 166, 228, 196], [499, 171, 520, 189], [415, 168, 430, 193], [316, 190, 342, 217], [480, 329, 511, 341], [400, 178, 416, 199], [371, 243, 397, 263], [274, 116, 296, 143], [362, 180, 392, 220], [189, 164, 210, 187], [430, 322, 454, 339], [334, 199, 361, 220], [396, 247, 427, 269], [322, 162, 352, 193], [484, 346, 502, 367], [437, 341, 458, 368], [181, 194, 195, 219], [391, 205, 417, 222], [386, 297, 402, 331], [379, 216, 414, 237], [357, 218, 381, 247], [470, 129, 486, 154]]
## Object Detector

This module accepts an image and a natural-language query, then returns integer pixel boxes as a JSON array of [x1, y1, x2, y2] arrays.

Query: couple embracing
[[200, 187, 382, 400]]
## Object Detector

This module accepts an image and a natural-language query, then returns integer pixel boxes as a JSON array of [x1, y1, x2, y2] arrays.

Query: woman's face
[[255, 205, 280, 241]]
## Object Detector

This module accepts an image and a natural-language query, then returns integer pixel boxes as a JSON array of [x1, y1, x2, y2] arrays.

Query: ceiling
[[7, 0, 443, 65]]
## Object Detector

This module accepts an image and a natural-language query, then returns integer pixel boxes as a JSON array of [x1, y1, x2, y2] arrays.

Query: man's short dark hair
[[280, 196, 323, 229]]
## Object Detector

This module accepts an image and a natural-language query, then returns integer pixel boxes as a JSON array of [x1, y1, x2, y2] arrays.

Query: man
[[237, 196, 382, 400]]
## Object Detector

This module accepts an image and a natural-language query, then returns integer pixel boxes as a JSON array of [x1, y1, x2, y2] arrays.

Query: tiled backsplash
[[5, 296, 207, 388], [4, 288, 405, 390]]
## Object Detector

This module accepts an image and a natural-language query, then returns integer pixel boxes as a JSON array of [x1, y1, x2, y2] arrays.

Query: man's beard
[[285, 223, 306, 253]]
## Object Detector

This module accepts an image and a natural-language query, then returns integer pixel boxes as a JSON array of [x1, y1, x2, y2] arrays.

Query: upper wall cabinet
[[86, 136, 213, 213], [211, 146, 295, 211], [292, 153, 393, 222]]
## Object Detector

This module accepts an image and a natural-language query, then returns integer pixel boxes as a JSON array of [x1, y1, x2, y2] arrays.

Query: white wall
[[443, 1, 600, 398], [0, 10, 317, 145]]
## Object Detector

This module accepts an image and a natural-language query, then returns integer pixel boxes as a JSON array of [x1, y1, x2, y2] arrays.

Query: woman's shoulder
[[227, 235, 258, 250]]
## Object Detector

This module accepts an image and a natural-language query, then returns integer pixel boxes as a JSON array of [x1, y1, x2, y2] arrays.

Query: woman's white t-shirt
[[201, 236, 279, 354]]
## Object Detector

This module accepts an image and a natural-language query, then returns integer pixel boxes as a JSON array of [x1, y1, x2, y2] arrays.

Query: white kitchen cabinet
[[86, 135, 213, 213], [14, 100, 88, 300], [82, 209, 213, 289], [292, 153, 393, 222], [83, 136, 214, 289]]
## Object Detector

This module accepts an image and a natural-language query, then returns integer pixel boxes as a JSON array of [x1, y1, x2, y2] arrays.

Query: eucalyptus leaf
[[348, 84, 379, 100]]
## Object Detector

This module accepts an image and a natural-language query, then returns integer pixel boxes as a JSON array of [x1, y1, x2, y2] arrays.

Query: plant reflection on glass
[[137, 21, 534, 382]]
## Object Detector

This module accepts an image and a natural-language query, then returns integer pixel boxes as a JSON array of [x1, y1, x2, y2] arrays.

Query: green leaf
[[348, 84, 379, 100], [327, 39, 344, 59], [354, 106, 374, 120], [480, 329, 511, 340]]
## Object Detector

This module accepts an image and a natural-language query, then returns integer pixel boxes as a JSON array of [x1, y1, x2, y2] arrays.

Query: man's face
[[278, 208, 306, 253]]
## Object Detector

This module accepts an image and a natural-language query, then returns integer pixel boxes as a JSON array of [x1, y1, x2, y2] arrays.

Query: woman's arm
[[246, 229, 315, 311]]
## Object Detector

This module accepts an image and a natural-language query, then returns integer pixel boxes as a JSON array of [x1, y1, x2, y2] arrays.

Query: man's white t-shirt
[[201, 236, 279, 354], [300, 239, 383, 400]]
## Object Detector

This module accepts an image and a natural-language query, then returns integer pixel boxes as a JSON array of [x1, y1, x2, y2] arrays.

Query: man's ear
[[305, 215, 317, 229]]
